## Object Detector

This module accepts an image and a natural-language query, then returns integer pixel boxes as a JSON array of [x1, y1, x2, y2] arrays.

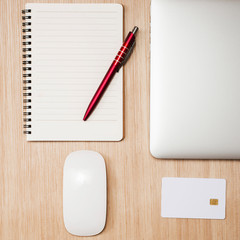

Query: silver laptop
[[150, 0, 240, 159]]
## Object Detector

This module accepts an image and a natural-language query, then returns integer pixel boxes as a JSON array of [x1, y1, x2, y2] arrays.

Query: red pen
[[83, 26, 139, 121]]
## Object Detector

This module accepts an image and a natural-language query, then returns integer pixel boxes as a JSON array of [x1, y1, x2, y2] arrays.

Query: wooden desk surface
[[1, 0, 240, 239]]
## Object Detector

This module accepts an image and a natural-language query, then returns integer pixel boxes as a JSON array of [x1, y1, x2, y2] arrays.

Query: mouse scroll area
[[63, 151, 107, 236]]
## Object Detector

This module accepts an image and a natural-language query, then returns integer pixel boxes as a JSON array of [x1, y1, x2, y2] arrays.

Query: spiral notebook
[[22, 4, 123, 141]]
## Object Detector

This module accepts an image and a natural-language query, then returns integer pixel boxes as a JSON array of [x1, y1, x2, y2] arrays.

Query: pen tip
[[132, 26, 139, 35]]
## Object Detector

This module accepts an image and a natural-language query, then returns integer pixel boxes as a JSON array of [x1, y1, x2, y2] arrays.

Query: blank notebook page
[[24, 3, 123, 141]]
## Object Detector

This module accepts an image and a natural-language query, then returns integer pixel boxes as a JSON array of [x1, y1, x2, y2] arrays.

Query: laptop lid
[[150, 0, 240, 158]]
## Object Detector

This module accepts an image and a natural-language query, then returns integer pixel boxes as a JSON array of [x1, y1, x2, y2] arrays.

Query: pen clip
[[118, 41, 136, 71]]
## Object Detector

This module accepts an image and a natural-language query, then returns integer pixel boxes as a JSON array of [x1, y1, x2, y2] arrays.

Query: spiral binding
[[22, 9, 32, 134]]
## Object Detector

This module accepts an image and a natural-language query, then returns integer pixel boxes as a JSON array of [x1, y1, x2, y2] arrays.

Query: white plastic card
[[161, 177, 226, 219]]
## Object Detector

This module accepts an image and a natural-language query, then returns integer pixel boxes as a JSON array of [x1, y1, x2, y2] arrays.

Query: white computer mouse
[[63, 150, 107, 236]]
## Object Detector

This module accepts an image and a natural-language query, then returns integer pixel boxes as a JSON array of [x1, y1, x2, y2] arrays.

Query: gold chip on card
[[210, 199, 218, 205]]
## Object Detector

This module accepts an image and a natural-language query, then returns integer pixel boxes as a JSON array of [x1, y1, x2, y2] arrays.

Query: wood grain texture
[[1, 0, 240, 239]]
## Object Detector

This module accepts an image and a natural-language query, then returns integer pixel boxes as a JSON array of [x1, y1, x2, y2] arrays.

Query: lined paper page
[[26, 4, 123, 141]]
